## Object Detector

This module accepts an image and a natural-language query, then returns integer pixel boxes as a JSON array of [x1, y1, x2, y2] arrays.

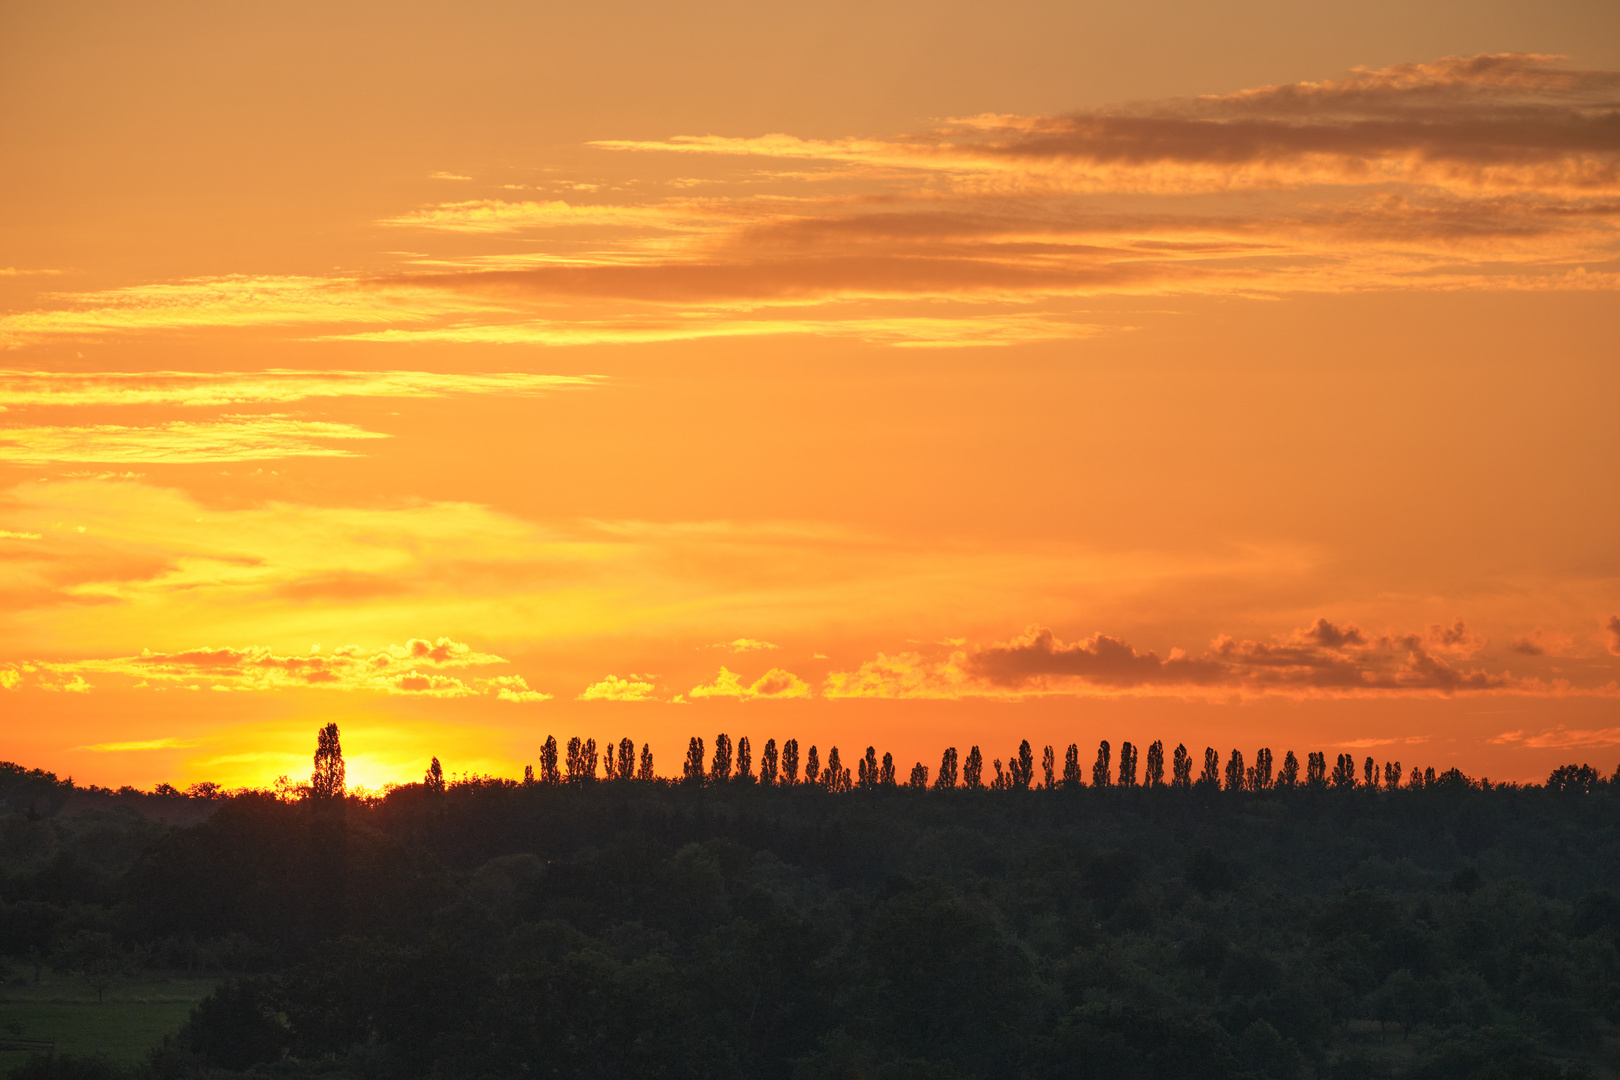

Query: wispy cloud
[[0, 370, 599, 409], [75, 737, 197, 752], [0, 416, 389, 463]]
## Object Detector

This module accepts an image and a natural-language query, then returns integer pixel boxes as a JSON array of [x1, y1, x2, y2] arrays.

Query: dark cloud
[[1607, 615, 1620, 656]]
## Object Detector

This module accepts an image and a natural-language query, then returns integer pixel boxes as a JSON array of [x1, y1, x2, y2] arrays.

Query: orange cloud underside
[[2, 43, 1618, 789]]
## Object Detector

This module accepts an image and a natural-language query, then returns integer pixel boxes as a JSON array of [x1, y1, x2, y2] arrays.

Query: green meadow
[[0, 971, 212, 1070]]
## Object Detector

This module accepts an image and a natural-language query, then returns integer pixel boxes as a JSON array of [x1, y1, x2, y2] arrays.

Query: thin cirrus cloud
[[0, 370, 600, 409], [1, 55, 1613, 353], [1, 637, 551, 702], [0, 416, 388, 464]]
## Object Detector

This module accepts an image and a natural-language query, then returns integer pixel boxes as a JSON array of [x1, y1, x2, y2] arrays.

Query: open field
[[0, 972, 213, 1069]]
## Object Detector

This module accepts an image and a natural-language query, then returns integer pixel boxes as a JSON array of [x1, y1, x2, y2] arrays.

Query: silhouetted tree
[[825, 747, 847, 791], [1063, 743, 1081, 788], [1198, 747, 1220, 788], [523, 764, 534, 785], [1278, 751, 1299, 788], [1424, 766, 1436, 787], [1306, 751, 1327, 787], [991, 758, 1009, 790], [540, 736, 560, 784], [1042, 745, 1055, 789], [637, 742, 655, 781], [566, 737, 583, 781], [783, 738, 800, 784], [1331, 753, 1356, 789], [683, 737, 705, 784], [711, 733, 733, 782], [936, 746, 959, 789], [619, 738, 635, 781], [1172, 743, 1193, 787], [859, 747, 878, 789], [964, 746, 983, 788], [761, 738, 779, 785], [1363, 756, 1378, 790], [1093, 741, 1112, 787], [880, 751, 896, 787], [736, 736, 752, 782], [1145, 740, 1165, 787], [1547, 763, 1602, 792], [1251, 747, 1273, 790], [909, 762, 928, 788], [1016, 740, 1034, 790], [310, 723, 345, 800], [1384, 760, 1402, 788], [583, 738, 599, 781], [1119, 741, 1138, 787], [1224, 749, 1245, 791], [806, 745, 820, 785], [601, 741, 617, 781], [424, 757, 445, 794]]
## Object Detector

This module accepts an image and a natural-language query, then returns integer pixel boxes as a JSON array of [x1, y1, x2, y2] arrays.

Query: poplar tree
[[859, 746, 879, 789], [1330, 753, 1356, 789], [424, 757, 445, 794], [1278, 751, 1299, 788], [711, 733, 733, 782], [1408, 765, 1423, 788], [1145, 740, 1165, 787], [909, 763, 928, 788], [761, 738, 779, 785], [824, 747, 842, 789], [684, 737, 705, 783], [583, 738, 599, 782], [310, 723, 345, 800], [540, 736, 561, 784], [1363, 756, 1377, 789], [1224, 749, 1245, 791], [736, 736, 753, 782], [1118, 741, 1138, 787], [1016, 740, 1035, 790], [638, 743, 655, 781], [1042, 745, 1055, 789], [805, 745, 820, 785], [880, 752, 896, 787], [1306, 752, 1327, 787], [601, 742, 616, 781], [935, 747, 959, 789], [1063, 744, 1081, 788], [1384, 760, 1401, 788], [1093, 741, 1112, 787], [964, 746, 983, 788], [1423, 766, 1436, 787], [566, 737, 583, 781], [1172, 743, 1193, 787], [523, 765, 534, 786], [782, 738, 800, 784], [991, 759, 1009, 790], [1198, 747, 1220, 788], [619, 738, 635, 781], [1252, 748, 1274, 790]]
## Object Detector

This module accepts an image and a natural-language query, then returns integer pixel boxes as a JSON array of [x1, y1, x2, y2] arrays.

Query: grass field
[[0, 971, 214, 1070]]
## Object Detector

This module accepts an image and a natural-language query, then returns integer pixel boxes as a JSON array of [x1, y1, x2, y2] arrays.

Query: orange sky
[[2, 0, 1618, 789]]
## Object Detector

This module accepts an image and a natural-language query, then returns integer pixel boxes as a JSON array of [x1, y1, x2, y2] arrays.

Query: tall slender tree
[[1016, 740, 1035, 790], [1063, 744, 1082, 788], [1276, 751, 1299, 788], [601, 741, 617, 781], [583, 738, 599, 782], [424, 756, 445, 794], [825, 747, 844, 790], [936, 747, 959, 789], [310, 723, 345, 800], [523, 764, 535, 786], [619, 738, 635, 781], [1224, 749, 1245, 791], [761, 738, 779, 785], [1384, 760, 1402, 788], [908, 762, 929, 788], [566, 737, 584, 782], [1093, 741, 1112, 787], [1172, 743, 1193, 787], [805, 745, 820, 785], [638, 743, 655, 781], [540, 736, 560, 784], [991, 758, 1009, 790], [1119, 741, 1138, 787], [1252, 748, 1274, 790], [782, 738, 800, 784], [736, 736, 753, 782], [1145, 740, 1165, 787], [1331, 753, 1357, 789], [684, 737, 705, 784], [1424, 766, 1436, 787], [1363, 756, 1377, 789], [1042, 745, 1056, 789], [1306, 751, 1327, 787], [880, 751, 896, 787], [859, 746, 879, 789], [964, 746, 983, 789], [711, 733, 733, 782]]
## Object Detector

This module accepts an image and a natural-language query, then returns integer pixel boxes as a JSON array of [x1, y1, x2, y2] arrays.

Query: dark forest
[[3, 731, 1619, 1080]]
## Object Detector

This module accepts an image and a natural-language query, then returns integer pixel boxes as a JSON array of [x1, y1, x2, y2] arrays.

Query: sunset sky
[[2, 0, 1617, 790]]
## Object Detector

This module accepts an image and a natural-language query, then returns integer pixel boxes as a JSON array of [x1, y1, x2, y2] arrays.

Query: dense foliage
[[3, 746, 1620, 1079]]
